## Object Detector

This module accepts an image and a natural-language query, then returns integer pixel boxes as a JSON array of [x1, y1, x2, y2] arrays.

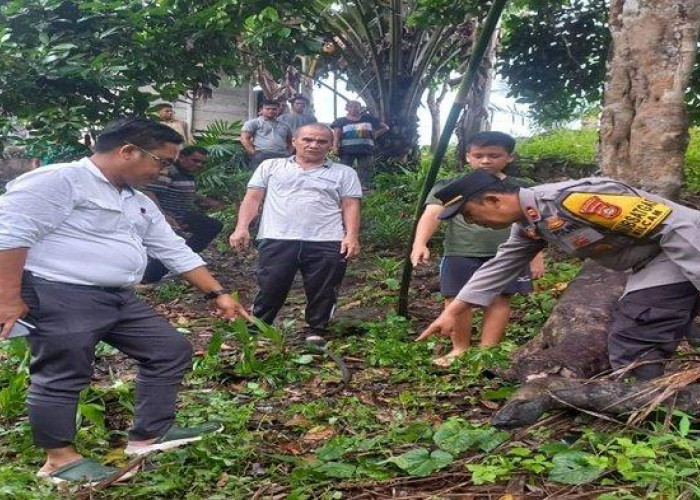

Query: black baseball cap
[[434, 170, 504, 220]]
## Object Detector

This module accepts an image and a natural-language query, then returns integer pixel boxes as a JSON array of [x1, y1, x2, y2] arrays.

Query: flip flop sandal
[[37, 458, 136, 485], [124, 421, 224, 456]]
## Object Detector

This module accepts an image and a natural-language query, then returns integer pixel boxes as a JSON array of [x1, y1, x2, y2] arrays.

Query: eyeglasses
[[127, 143, 177, 168]]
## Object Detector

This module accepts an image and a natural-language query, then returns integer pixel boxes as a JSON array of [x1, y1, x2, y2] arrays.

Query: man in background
[[241, 100, 292, 169], [331, 100, 389, 189], [142, 146, 225, 284], [155, 103, 192, 144], [279, 95, 317, 132], [230, 123, 362, 346]]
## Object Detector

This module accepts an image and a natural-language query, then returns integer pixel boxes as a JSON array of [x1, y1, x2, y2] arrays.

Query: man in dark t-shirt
[[331, 101, 389, 189]]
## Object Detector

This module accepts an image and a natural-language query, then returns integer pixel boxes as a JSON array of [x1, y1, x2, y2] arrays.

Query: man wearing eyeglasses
[[141, 146, 225, 283], [0, 118, 249, 484]]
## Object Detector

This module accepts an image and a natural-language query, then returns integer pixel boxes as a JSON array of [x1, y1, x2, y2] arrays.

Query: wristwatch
[[203, 289, 227, 300]]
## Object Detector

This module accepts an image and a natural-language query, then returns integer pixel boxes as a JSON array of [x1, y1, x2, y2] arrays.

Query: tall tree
[[299, 0, 484, 158], [600, 0, 700, 198]]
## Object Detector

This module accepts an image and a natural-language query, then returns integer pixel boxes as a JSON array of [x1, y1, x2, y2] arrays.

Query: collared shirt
[[0, 158, 205, 287], [242, 116, 292, 154], [457, 177, 700, 306], [247, 156, 362, 241], [145, 163, 196, 222]]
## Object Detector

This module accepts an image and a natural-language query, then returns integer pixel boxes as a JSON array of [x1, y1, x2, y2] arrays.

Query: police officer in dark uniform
[[416, 170, 700, 380]]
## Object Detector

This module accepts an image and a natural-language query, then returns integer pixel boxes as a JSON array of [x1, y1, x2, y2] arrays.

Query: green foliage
[[387, 447, 454, 477], [152, 281, 190, 302], [516, 129, 598, 165], [195, 120, 249, 202], [0, 340, 29, 422], [500, 0, 609, 127], [0, 0, 305, 149], [683, 127, 700, 192], [500, 0, 700, 128], [433, 418, 509, 455]]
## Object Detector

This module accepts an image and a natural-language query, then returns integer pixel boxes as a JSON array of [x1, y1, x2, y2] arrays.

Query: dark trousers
[[21, 273, 193, 449], [608, 281, 700, 380], [142, 211, 223, 283], [339, 153, 373, 188], [253, 240, 347, 332]]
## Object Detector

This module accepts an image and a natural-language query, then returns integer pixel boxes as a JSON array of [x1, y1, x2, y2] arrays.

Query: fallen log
[[492, 374, 700, 429], [501, 260, 627, 383]]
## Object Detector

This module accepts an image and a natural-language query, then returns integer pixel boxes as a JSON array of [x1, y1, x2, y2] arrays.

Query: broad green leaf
[[293, 354, 314, 365], [314, 461, 356, 478], [679, 415, 691, 437], [388, 448, 453, 477], [433, 421, 480, 455], [78, 402, 105, 430], [549, 451, 605, 485]]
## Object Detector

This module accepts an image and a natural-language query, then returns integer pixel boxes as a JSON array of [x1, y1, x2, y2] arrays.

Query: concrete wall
[[172, 80, 254, 136]]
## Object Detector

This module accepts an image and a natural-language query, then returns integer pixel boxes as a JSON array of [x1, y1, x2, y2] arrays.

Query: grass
[[4, 253, 694, 498], [4, 130, 700, 497]]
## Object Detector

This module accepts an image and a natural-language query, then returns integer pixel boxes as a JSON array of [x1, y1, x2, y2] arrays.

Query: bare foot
[[432, 349, 468, 367]]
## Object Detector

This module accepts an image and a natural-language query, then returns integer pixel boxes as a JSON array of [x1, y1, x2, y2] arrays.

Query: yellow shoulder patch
[[561, 193, 671, 238]]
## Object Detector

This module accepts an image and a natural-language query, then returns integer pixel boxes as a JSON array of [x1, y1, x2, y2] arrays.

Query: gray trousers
[[21, 273, 193, 449], [609, 281, 700, 380]]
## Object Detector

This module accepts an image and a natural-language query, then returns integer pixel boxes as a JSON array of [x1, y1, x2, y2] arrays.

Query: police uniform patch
[[561, 193, 672, 238], [545, 216, 567, 231], [525, 206, 541, 222]]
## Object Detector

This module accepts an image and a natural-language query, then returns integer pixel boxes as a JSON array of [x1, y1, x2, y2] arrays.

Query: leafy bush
[[515, 129, 598, 181], [683, 127, 700, 192], [194, 120, 249, 202]]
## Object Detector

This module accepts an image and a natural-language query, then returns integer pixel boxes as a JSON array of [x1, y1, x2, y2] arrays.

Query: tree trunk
[[599, 0, 700, 198], [494, 0, 700, 431], [500, 261, 626, 384], [427, 83, 449, 153], [456, 25, 499, 167]]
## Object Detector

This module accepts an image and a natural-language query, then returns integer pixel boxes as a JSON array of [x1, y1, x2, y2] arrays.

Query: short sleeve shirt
[[426, 175, 534, 257], [242, 116, 292, 154], [330, 116, 381, 155], [248, 157, 363, 241]]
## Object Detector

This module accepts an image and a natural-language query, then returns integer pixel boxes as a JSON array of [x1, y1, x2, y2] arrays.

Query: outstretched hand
[[415, 311, 458, 342], [212, 294, 252, 321]]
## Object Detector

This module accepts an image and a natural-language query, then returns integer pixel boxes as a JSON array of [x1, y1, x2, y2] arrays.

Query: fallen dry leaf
[[278, 441, 304, 455], [284, 414, 313, 428], [481, 400, 501, 410], [216, 472, 229, 488], [302, 425, 335, 442]]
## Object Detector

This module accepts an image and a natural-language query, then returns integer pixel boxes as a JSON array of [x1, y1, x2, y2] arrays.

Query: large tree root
[[492, 376, 700, 429], [501, 261, 626, 383]]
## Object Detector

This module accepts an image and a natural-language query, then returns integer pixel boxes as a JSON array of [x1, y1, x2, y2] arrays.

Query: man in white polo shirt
[[230, 123, 362, 345]]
